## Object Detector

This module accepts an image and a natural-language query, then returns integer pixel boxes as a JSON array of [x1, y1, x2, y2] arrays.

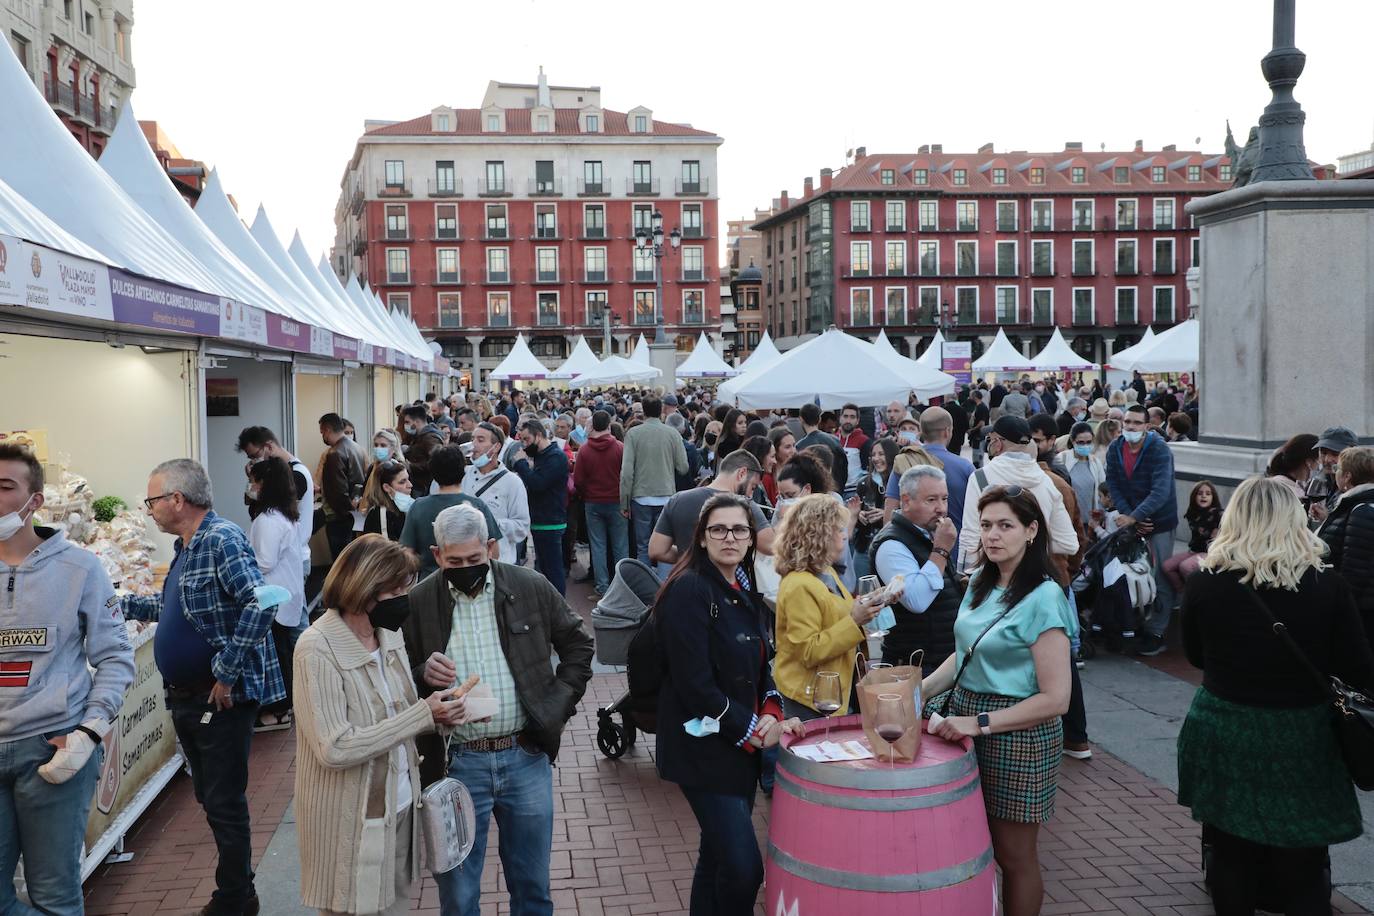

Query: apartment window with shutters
[[584, 247, 607, 282], [956, 240, 977, 277], [385, 205, 407, 239], [995, 240, 1017, 276], [886, 200, 905, 231], [436, 248, 459, 284], [1153, 198, 1175, 229], [850, 241, 871, 276], [438, 292, 461, 327], [485, 204, 507, 239], [386, 249, 409, 283], [918, 241, 938, 276], [886, 241, 906, 276], [996, 200, 1017, 232], [918, 200, 938, 231], [486, 248, 509, 283], [1031, 199, 1053, 231], [435, 204, 458, 239], [995, 287, 1018, 323], [957, 201, 977, 232], [536, 248, 559, 282], [886, 287, 906, 324], [880, 169, 895, 185], [850, 200, 870, 232], [583, 204, 605, 238]]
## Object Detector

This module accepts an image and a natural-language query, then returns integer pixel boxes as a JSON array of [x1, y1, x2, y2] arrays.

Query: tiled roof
[[363, 107, 716, 138]]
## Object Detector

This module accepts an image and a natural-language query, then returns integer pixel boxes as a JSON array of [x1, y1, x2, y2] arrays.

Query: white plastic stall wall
[[374, 367, 395, 435], [293, 370, 341, 568], [344, 366, 373, 442], [0, 333, 195, 562], [204, 359, 289, 533]]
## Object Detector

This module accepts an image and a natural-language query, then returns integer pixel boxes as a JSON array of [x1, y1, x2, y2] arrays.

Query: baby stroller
[[1074, 525, 1155, 652], [589, 558, 661, 759]]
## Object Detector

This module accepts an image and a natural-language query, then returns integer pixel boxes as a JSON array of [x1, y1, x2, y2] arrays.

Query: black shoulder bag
[[1238, 582, 1374, 791], [939, 601, 1014, 716]]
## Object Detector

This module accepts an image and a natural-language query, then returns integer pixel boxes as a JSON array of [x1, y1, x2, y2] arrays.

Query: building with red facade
[[3, 0, 135, 158], [752, 142, 1234, 364], [331, 70, 722, 385]]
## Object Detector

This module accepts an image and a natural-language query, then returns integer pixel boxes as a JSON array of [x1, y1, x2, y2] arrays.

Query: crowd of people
[[1, 366, 1371, 916]]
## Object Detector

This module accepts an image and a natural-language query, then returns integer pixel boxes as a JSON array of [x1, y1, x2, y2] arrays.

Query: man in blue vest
[[869, 465, 961, 675]]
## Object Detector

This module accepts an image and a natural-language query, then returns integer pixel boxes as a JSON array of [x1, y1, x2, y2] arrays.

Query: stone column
[[907, 336, 923, 361], [1102, 336, 1117, 363], [613, 333, 629, 357], [99, 6, 115, 50], [466, 336, 484, 392]]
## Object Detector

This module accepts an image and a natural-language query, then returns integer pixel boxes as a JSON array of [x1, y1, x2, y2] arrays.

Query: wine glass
[[813, 670, 842, 739], [875, 693, 906, 768], [856, 574, 888, 640]]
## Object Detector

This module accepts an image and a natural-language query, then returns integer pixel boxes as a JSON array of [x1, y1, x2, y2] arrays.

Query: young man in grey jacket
[[0, 443, 135, 914], [619, 396, 687, 565]]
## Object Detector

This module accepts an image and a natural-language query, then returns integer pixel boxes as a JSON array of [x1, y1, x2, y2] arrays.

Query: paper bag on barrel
[[855, 664, 922, 762]]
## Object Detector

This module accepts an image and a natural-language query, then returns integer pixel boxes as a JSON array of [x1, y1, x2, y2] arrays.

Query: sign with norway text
[[109, 269, 220, 336]]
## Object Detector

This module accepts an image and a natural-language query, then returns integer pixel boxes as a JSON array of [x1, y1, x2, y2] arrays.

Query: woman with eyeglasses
[[655, 493, 803, 915], [773, 493, 886, 721], [362, 462, 413, 542], [921, 485, 1077, 916]]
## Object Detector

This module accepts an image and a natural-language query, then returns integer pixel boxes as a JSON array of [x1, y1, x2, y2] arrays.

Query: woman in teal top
[[921, 485, 1075, 916]]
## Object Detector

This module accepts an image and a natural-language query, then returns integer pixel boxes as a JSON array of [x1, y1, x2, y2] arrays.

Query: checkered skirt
[[933, 687, 1064, 823]]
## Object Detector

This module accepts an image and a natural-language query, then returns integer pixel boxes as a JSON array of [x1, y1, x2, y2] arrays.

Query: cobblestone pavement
[[81, 570, 1370, 915]]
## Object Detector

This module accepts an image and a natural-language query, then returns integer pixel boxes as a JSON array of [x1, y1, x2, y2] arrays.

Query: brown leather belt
[[456, 733, 529, 753]]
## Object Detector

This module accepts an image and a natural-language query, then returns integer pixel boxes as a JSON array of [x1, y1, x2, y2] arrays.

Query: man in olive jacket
[[400, 503, 593, 916]]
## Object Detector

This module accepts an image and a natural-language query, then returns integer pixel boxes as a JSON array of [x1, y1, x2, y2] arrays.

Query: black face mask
[[524, 442, 541, 458], [705, 433, 717, 446], [368, 594, 410, 631], [444, 563, 489, 596]]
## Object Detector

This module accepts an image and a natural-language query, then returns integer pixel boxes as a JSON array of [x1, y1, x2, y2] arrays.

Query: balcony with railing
[[351, 236, 367, 256], [427, 177, 463, 198], [849, 221, 872, 234], [885, 261, 907, 277], [1115, 256, 1138, 276], [676, 177, 711, 196], [580, 265, 614, 284], [1030, 258, 1057, 277], [849, 304, 875, 327], [536, 306, 562, 327], [681, 267, 710, 282], [381, 268, 412, 286], [840, 263, 873, 278], [431, 225, 463, 242], [627, 177, 661, 196], [478, 178, 512, 197], [1115, 299, 1138, 324], [529, 178, 564, 197], [531, 265, 561, 284], [681, 222, 711, 240], [632, 305, 659, 326], [1071, 258, 1098, 277], [483, 267, 512, 285], [632, 266, 656, 282], [577, 178, 609, 196], [349, 187, 365, 216], [378, 178, 413, 198], [995, 255, 1018, 277], [957, 217, 978, 233], [431, 266, 466, 286], [530, 222, 564, 241], [1154, 256, 1176, 275], [995, 304, 1019, 324], [488, 309, 512, 328], [955, 302, 979, 325], [1072, 301, 1096, 326], [1030, 299, 1053, 325], [483, 225, 509, 241], [375, 222, 412, 242], [682, 304, 707, 324]]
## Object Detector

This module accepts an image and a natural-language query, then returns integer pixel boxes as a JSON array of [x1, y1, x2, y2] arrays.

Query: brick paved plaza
[[81, 577, 1372, 916]]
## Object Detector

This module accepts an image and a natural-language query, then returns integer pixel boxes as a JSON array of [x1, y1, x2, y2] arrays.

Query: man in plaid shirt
[[122, 459, 282, 916]]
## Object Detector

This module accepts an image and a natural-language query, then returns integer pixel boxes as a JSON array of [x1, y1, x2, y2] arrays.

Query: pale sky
[[130, 0, 1373, 263]]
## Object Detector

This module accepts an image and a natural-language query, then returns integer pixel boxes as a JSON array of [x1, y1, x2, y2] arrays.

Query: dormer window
[[952, 168, 967, 186], [1114, 166, 1128, 183], [437, 114, 450, 131], [586, 114, 599, 132], [537, 114, 549, 132], [913, 169, 928, 185], [880, 169, 894, 185], [485, 112, 502, 132], [1071, 167, 1086, 183], [992, 168, 1007, 185], [1151, 165, 1165, 183], [635, 115, 648, 132], [1219, 163, 1233, 182], [430, 107, 455, 133], [1029, 167, 1044, 184], [1187, 164, 1201, 182]]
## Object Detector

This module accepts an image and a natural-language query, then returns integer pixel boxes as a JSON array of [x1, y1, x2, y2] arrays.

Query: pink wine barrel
[[766, 714, 996, 915]]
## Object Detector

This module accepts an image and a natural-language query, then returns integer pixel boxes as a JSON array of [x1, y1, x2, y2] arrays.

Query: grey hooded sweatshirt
[[0, 527, 135, 741]]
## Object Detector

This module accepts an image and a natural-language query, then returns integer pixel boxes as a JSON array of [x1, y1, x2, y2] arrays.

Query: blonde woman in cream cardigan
[[293, 534, 466, 915], [772, 494, 887, 720]]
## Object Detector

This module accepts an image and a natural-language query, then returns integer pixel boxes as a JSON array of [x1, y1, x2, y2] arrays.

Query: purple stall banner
[[333, 336, 359, 361], [267, 314, 310, 352], [109, 269, 220, 336]]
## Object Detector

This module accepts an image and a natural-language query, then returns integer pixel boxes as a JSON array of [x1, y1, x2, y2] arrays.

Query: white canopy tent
[[555, 337, 602, 379], [629, 333, 652, 365], [489, 333, 558, 380], [284, 231, 374, 343], [737, 330, 781, 373], [675, 332, 741, 380], [0, 175, 111, 262], [915, 330, 947, 368], [1110, 320, 1199, 373], [871, 330, 956, 399], [571, 356, 663, 388], [722, 328, 957, 409], [321, 261, 417, 357], [1105, 327, 1156, 367], [717, 331, 826, 403], [1029, 328, 1100, 372], [971, 328, 1036, 374], [250, 207, 347, 333], [340, 274, 416, 357], [0, 44, 227, 295]]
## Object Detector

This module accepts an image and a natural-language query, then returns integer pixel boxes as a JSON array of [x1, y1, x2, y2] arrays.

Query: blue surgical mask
[[899, 430, 919, 444], [1123, 430, 1144, 445], [373, 446, 391, 462], [1073, 444, 1093, 458], [472, 450, 492, 469], [391, 492, 415, 512], [683, 700, 728, 738]]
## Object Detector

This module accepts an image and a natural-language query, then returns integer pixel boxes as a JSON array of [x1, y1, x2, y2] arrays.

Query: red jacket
[[574, 433, 623, 504]]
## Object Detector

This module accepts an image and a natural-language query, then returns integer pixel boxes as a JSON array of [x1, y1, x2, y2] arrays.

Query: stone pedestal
[[648, 341, 678, 393], [1181, 179, 1374, 486]]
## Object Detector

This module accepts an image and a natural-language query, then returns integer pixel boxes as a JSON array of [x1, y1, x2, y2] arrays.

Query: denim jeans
[[631, 501, 665, 566], [436, 743, 554, 916], [530, 528, 566, 595], [583, 501, 629, 592], [167, 694, 259, 911], [680, 787, 763, 916], [0, 734, 103, 915], [1143, 527, 1178, 638]]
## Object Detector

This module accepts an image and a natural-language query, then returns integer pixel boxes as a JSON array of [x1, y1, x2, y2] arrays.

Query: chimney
[[855, 146, 866, 159], [771, 197, 780, 211], [917, 144, 929, 155], [803, 176, 814, 196], [1163, 143, 1177, 152], [978, 142, 994, 154], [780, 190, 789, 208], [820, 168, 833, 191], [931, 143, 943, 154], [1064, 141, 1083, 151], [1134, 139, 1144, 153]]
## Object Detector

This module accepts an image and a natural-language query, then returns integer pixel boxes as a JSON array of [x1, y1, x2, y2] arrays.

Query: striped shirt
[[445, 579, 526, 740]]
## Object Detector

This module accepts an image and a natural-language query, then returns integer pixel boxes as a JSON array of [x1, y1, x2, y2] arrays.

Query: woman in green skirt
[[1179, 475, 1374, 915], [922, 485, 1076, 916]]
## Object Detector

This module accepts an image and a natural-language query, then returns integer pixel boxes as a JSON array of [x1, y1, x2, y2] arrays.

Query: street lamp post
[[635, 210, 681, 345], [595, 303, 622, 356], [938, 298, 951, 368]]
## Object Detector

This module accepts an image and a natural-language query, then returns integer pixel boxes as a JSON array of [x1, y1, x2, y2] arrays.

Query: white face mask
[[0, 495, 36, 541], [391, 492, 416, 513]]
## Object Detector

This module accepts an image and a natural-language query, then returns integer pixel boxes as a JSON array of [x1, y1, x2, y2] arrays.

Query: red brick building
[[751, 142, 1234, 363], [332, 71, 722, 382]]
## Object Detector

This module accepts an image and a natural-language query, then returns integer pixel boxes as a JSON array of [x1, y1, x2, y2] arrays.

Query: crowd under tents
[[490, 333, 568, 381], [572, 355, 664, 388]]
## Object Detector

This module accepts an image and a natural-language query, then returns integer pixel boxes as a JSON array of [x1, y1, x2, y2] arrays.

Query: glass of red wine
[[813, 670, 842, 739], [875, 693, 905, 768]]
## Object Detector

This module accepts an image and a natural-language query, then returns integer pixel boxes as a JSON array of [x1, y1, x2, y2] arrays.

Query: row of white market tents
[[1107, 319, 1198, 373], [0, 42, 440, 370], [492, 330, 744, 389], [970, 328, 1101, 374]]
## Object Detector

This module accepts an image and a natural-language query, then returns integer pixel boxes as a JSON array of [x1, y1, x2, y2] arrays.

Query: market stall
[[674, 331, 741, 384], [1109, 319, 1199, 374], [1028, 328, 1100, 374], [970, 327, 1036, 377], [737, 330, 782, 373], [571, 355, 664, 389]]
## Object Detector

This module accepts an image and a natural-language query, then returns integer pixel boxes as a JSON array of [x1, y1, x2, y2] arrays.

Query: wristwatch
[[976, 713, 992, 736]]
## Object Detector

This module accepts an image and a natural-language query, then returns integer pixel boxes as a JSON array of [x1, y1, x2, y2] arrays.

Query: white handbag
[[418, 738, 477, 875]]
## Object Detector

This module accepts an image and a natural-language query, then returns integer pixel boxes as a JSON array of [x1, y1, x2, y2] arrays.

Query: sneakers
[[1073, 647, 1086, 670], [1063, 741, 1093, 760], [1134, 634, 1167, 657]]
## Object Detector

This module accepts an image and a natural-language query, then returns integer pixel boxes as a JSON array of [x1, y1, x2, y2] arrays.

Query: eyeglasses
[[995, 485, 1025, 499], [143, 492, 177, 510], [705, 524, 753, 541]]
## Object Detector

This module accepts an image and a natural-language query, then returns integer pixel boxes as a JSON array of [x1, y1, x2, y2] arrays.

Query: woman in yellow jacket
[[773, 493, 884, 719]]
